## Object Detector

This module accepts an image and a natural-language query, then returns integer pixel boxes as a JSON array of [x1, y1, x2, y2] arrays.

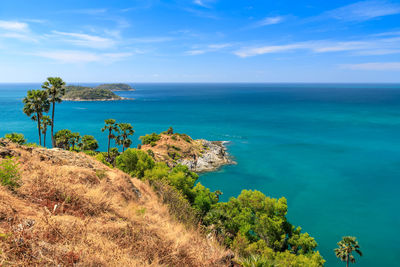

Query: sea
[[1, 83, 399, 266]]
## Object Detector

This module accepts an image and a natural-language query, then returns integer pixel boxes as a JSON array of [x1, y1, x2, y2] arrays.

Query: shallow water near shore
[[1, 83, 400, 266]]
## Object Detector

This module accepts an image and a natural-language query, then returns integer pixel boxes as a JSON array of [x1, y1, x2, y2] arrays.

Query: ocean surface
[[1, 83, 400, 266]]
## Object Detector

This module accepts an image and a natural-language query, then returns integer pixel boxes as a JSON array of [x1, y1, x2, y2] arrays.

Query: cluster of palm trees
[[22, 77, 66, 147], [102, 119, 134, 160]]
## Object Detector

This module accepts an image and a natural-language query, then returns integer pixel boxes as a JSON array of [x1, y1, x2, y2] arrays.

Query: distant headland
[[62, 83, 134, 101]]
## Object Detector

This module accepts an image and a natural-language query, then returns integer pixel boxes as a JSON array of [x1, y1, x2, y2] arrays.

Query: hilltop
[[63, 85, 130, 101], [139, 130, 234, 172], [0, 139, 232, 266], [95, 83, 135, 91]]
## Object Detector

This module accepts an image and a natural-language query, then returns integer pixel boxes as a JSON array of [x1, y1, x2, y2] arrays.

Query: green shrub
[[177, 133, 191, 143], [4, 133, 26, 145], [171, 135, 177, 141], [80, 135, 99, 151], [0, 158, 20, 190], [168, 151, 182, 160], [82, 150, 97, 156], [150, 141, 157, 147], [95, 169, 107, 180], [140, 133, 161, 145], [171, 145, 181, 151], [115, 148, 155, 178], [95, 153, 112, 167], [146, 149, 155, 158]]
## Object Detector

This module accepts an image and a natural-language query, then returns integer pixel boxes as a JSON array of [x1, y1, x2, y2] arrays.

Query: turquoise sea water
[[1, 83, 400, 266]]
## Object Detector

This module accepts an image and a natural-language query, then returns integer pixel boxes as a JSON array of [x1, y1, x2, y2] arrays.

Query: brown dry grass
[[0, 141, 232, 266]]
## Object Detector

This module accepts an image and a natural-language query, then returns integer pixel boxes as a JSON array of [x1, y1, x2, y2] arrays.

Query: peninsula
[[95, 83, 135, 91], [62, 85, 132, 101]]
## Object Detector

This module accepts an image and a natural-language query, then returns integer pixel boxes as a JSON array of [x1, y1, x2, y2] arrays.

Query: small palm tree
[[22, 90, 50, 146], [335, 236, 362, 267], [70, 132, 81, 151], [102, 119, 119, 160], [117, 123, 135, 152], [40, 116, 52, 147], [42, 77, 66, 147]]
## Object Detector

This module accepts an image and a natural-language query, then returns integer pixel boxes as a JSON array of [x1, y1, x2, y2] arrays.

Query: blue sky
[[0, 0, 400, 82]]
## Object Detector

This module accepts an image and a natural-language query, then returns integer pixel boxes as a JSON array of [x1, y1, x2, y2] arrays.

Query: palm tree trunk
[[37, 113, 42, 146], [107, 129, 111, 160], [44, 131, 46, 147], [51, 101, 55, 147], [346, 257, 349, 267]]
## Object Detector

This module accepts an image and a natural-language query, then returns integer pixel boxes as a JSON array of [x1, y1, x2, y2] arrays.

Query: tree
[[101, 119, 119, 160], [80, 135, 99, 151], [42, 77, 66, 147], [70, 132, 81, 151], [54, 129, 73, 150], [4, 133, 26, 145], [115, 148, 155, 178], [335, 236, 362, 267], [22, 90, 50, 146], [40, 116, 52, 147], [117, 123, 134, 152]]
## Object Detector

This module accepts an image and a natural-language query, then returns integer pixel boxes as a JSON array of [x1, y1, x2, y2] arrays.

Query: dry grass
[[0, 141, 232, 266]]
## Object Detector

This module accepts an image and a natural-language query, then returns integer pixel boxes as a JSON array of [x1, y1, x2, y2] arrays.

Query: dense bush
[[80, 135, 99, 151], [203, 190, 324, 265], [0, 158, 20, 190], [116, 148, 155, 178], [140, 133, 161, 145], [4, 133, 26, 145]]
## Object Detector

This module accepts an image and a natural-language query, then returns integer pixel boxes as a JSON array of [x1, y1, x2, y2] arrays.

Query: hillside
[[139, 131, 234, 172], [63, 85, 126, 101], [0, 139, 232, 266], [95, 83, 135, 91]]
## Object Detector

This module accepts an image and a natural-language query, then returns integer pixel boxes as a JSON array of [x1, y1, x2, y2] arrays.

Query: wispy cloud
[[34, 50, 134, 63], [0, 20, 29, 31], [185, 43, 232, 55], [193, 0, 215, 8], [255, 16, 285, 27], [234, 35, 400, 57], [323, 0, 400, 21], [65, 8, 108, 15], [50, 31, 115, 49], [128, 36, 174, 43], [341, 62, 400, 70]]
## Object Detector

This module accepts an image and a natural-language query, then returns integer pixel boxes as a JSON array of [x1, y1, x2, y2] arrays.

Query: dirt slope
[[0, 139, 232, 266]]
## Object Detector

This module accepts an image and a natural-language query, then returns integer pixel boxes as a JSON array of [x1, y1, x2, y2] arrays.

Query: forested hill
[[63, 85, 124, 101], [95, 83, 134, 91]]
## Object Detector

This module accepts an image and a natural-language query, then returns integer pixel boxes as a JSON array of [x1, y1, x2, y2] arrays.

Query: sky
[[0, 0, 400, 83]]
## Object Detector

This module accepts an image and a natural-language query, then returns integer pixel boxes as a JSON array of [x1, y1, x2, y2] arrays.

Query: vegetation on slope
[[95, 83, 134, 91], [63, 85, 123, 101], [0, 139, 231, 266]]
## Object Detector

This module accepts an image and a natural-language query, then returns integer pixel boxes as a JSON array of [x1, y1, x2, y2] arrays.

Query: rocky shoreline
[[177, 140, 235, 173], [62, 97, 133, 101]]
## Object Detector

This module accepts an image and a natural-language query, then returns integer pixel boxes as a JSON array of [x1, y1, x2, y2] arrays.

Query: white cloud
[[341, 62, 400, 70], [129, 36, 174, 43], [34, 50, 134, 63], [0, 32, 38, 43], [256, 16, 285, 26], [234, 35, 400, 57], [51, 31, 115, 49], [324, 0, 400, 21], [185, 43, 232, 55], [193, 0, 214, 8], [0, 20, 29, 31]]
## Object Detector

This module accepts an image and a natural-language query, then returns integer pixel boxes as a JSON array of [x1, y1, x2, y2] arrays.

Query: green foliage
[[191, 182, 218, 215], [168, 151, 182, 160], [164, 164, 198, 201], [146, 149, 155, 158], [115, 148, 155, 178], [203, 190, 323, 264], [80, 135, 99, 151], [4, 133, 26, 145], [42, 77, 66, 103], [22, 89, 50, 146], [162, 126, 174, 135], [0, 158, 20, 190], [176, 133, 192, 143], [82, 150, 97, 156], [171, 135, 177, 141], [171, 145, 181, 151], [116, 123, 134, 152], [64, 85, 122, 100], [102, 119, 119, 160], [95, 83, 133, 91], [335, 236, 362, 266], [54, 129, 73, 150], [140, 133, 161, 145], [95, 153, 112, 167]]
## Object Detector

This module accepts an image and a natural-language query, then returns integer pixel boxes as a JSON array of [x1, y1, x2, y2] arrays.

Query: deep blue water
[[1, 83, 400, 266]]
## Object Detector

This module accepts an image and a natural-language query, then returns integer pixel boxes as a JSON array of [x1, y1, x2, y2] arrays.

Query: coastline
[[62, 97, 134, 102]]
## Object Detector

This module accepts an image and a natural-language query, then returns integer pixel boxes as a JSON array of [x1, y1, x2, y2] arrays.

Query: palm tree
[[42, 77, 66, 147], [40, 115, 52, 147], [117, 123, 135, 152], [70, 132, 81, 151], [23, 90, 50, 146], [335, 236, 362, 267], [101, 119, 119, 160]]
